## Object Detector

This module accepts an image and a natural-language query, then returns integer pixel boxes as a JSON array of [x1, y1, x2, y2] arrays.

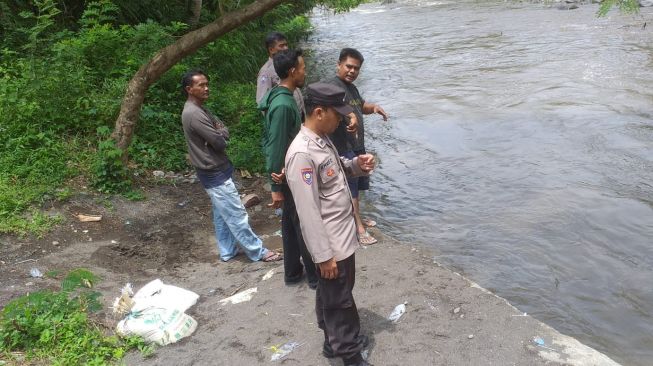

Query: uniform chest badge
[[301, 168, 313, 185], [326, 168, 335, 177]]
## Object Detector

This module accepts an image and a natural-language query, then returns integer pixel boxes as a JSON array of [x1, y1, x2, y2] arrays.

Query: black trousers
[[281, 185, 317, 283], [316, 254, 362, 360]]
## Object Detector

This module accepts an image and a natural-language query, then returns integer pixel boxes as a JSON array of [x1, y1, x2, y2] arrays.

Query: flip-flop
[[262, 251, 283, 262], [359, 231, 378, 246], [361, 217, 377, 228]]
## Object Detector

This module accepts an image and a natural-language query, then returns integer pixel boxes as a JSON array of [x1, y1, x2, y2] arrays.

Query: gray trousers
[[316, 254, 362, 360]]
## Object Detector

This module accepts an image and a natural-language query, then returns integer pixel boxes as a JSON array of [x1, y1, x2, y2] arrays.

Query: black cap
[[306, 82, 354, 116]]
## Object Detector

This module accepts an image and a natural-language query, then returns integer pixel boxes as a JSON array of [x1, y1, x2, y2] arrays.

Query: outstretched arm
[[339, 153, 375, 178], [362, 102, 388, 121]]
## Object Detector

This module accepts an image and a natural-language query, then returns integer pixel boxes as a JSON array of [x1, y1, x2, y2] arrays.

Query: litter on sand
[[388, 302, 407, 322], [219, 287, 257, 305], [532, 336, 556, 351], [29, 268, 43, 278], [270, 341, 302, 361], [113, 279, 199, 346], [361, 349, 369, 360], [262, 269, 275, 281], [76, 214, 102, 222]]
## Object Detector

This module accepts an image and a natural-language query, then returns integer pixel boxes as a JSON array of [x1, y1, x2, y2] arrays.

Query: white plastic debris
[[29, 268, 43, 278], [262, 269, 275, 281], [388, 302, 407, 322], [361, 349, 369, 360], [131, 279, 199, 312], [270, 341, 301, 361], [112, 284, 135, 316], [219, 287, 257, 305]]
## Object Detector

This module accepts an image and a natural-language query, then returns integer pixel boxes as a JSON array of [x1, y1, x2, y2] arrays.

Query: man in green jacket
[[258, 49, 317, 288]]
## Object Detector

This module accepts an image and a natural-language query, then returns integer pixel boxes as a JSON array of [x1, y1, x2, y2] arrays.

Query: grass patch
[[0, 269, 153, 365]]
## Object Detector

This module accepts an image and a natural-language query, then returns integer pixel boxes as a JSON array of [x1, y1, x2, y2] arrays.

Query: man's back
[[257, 58, 305, 117], [258, 86, 302, 187]]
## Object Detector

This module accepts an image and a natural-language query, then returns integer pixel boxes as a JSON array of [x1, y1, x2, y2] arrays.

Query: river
[[305, 1, 653, 365]]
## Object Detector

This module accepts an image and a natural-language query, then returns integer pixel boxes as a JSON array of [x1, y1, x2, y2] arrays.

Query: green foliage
[[597, 0, 640, 16], [211, 82, 266, 172], [0, 269, 151, 365], [92, 127, 131, 193], [0, 210, 64, 238], [17, 0, 61, 54], [79, 0, 120, 29], [0, 0, 315, 234]]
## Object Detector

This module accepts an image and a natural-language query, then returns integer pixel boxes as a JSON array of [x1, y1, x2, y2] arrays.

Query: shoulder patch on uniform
[[301, 168, 313, 185]]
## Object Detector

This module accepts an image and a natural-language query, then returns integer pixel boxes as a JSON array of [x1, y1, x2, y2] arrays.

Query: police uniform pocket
[[318, 157, 339, 184], [320, 184, 344, 198]]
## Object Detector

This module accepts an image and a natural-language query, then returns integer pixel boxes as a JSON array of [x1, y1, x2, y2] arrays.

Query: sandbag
[[116, 306, 197, 345]]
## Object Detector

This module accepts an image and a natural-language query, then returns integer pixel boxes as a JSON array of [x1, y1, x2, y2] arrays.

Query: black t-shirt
[[325, 76, 366, 155]]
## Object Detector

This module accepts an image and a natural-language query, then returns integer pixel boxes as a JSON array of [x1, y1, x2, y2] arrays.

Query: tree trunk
[[111, 0, 287, 162], [188, 0, 202, 26]]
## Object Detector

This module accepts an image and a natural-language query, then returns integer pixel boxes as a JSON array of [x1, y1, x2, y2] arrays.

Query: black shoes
[[343, 353, 373, 366], [285, 271, 318, 289], [308, 279, 318, 289], [322, 335, 369, 359]]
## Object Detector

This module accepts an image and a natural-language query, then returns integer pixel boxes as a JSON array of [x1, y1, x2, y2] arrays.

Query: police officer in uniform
[[285, 82, 375, 366]]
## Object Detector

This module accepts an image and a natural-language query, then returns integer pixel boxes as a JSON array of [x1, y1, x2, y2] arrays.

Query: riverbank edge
[[0, 178, 623, 365], [119, 227, 623, 365]]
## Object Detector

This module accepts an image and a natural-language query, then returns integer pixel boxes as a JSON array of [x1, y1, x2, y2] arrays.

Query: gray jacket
[[181, 100, 230, 171], [256, 57, 306, 118]]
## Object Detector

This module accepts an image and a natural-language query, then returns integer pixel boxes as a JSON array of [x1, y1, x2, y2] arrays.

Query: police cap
[[305, 82, 354, 116]]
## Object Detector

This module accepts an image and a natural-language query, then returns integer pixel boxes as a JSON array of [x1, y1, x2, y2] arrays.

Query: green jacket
[[258, 86, 302, 192]]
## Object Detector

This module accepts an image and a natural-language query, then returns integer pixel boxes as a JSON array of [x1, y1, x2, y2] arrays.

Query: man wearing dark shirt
[[326, 48, 388, 245], [181, 69, 281, 263]]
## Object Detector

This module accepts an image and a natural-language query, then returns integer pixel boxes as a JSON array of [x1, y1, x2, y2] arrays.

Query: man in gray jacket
[[256, 32, 305, 119], [181, 69, 281, 263], [285, 82, 375, 366]]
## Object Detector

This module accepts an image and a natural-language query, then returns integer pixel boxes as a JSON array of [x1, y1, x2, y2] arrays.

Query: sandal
[[359, 231, 378, 246], [262, 251, 283, 262], [361, 217, 377, 228]]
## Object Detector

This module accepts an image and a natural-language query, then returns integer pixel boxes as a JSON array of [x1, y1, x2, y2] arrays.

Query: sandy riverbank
[[0, 175, 620, 365]]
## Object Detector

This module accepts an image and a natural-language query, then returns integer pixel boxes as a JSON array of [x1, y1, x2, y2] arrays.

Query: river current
[[305, 1, 653, 365]]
